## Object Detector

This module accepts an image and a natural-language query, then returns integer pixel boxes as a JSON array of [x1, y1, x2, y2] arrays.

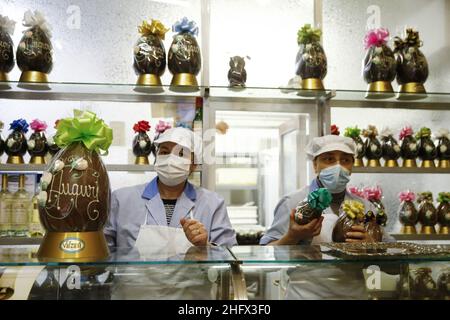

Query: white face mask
[[155, 154, 191, 187]]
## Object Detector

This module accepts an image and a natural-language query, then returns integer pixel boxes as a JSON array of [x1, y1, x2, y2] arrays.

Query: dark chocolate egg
[[295, 41, 327, 80], [133, 34, 166, 76], [398, 201, 419, 226], [5, 130, 27, 157], [363, 44, 396, 84], [132, 132, 152, 157], [437, 269, 450, 300], [353, 136, 366, 160], [396, 46, 428, 85], [382, 135, 401, 162], [0, 135, 4, 156], [437, 136, 450, 161], [28, 132, 48, 157], [437, 202, 450, 228], [0, 28, 14, 73], [418, 201, 437, 227], [413, 268, 437, 299], [168, 33, 201, 76], [417, 136, 437, 161], [39, 142, 110, 232], [365, 136, 382, 160], [16, 26, 53, 74], [400, 135, 419, 159]]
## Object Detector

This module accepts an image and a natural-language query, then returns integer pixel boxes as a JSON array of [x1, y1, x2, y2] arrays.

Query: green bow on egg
[[308, 188, 332, 211], [437, 192, 450, 203], [297, 24, 322, 45], [344, 126, 362, 139], [54, 110, 113, 155], [415, 127, 431, 139]]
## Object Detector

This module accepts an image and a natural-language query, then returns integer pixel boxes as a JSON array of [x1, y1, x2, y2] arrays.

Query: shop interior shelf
[[390, 234, 450, 241], [352, 167, 450, 174], [0, 163, 202, 173], [0, 81, 201, 103], [0, 237, 42, 246], [331, 89, 450, 110], [1, 82, 450, 109]]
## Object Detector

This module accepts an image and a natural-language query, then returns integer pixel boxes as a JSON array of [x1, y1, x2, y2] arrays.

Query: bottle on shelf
[[0, 174, 14, 237], [11, 174, 31, 237], [29, 193, 45, 237]]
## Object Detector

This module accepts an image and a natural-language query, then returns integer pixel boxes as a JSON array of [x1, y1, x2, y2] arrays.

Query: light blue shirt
[[260, 179, 393, 245], [104, 177, 237, 248]]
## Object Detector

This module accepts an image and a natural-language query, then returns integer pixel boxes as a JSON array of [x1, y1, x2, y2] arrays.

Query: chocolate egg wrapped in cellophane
[[398, 190, 419, 234], [332, 200, 366, 243], [37, 110, 113, 262], [417, 192, 438, 234], [0, 15, 15, 81], [133, 19, 168, 87], [437, 192, 450, 235], [436, 129, 450, 169], [362, 186, 386, 242], [380, 127, 401, 167], [416, 127, 437, 168], [168, 17, 201, 89], [16, 10, 53, 84], [344, 126, 365, 167], [5, 119, 29, 164], [295, 188, 332, 225], [363, 125, 382, 167]]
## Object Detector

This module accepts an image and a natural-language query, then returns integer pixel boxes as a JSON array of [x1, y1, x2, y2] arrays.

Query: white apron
[[111, 209, 215, 300]]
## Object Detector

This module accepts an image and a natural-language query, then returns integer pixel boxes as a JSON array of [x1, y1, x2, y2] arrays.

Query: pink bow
[[348, 186, 365, 198], [399, 126, 414, 140], [155, 120, 172, 134], [363, 186, 383, 202], [399, 191, 415, 202], [364, 28, 390, 50], [30, 119, 48, 132]]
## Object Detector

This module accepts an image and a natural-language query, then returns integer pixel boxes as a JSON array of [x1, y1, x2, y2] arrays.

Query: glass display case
[[0, 0, 449, 294], [1, 244, 449, 300]]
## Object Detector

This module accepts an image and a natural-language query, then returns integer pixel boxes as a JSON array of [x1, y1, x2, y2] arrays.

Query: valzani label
[[60, 238, 85, 253]]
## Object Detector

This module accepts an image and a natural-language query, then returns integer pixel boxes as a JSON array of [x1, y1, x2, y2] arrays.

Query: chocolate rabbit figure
[[228, 56, 247, 88]]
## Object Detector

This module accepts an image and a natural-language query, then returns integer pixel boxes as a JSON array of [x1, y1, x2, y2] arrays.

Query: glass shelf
[[352, 167, 450, 174], [1, 82, 450, 109], [0, 246, 235, 267], [391, 234, 450, 241], [0, 81, 201, 103], [229, 245, 450, 264], [0, 164, 202, 173], [331, 89, 450, 110], [1, 245, 449, 267]]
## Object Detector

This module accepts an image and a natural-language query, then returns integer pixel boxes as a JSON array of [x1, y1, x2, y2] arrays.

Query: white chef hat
[[305, 135, 356, 160], [154, 127, 202, 164]]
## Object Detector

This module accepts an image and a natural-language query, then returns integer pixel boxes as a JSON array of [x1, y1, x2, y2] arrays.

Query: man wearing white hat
[[260, 135, 388, 300], [104, 127, 237, 251], [260, 134, 374, 246]]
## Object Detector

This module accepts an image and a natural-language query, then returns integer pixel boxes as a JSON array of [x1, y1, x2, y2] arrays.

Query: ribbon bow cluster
[[394, 28, 422, 53], [172, 17, 198, 37], [22, 10, 52, 38], [133, 120, 151, 133], [399, 126, 414, 141], [342, 200, 365, 220], [0, 14, 16, 35], [308, 188, 332, 211], [155, 120, 172, 134], [344, 126, 362, 139], [54, 110, 113, 155], [297, 24, 322, 45], [398, 190, 416, 202], [415, 127, 432, 139], [138, 19, 169, 40], [364, 28, 389, 50], [30, 119, 48, 132], [362, 125, 378, 138], [10, 119, 29, 133], [437, 192, 450, 204], [417, 191, 433, 203]]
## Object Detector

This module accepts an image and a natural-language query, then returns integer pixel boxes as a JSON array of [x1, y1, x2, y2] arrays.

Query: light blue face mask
[[318, 164, 351, 194]]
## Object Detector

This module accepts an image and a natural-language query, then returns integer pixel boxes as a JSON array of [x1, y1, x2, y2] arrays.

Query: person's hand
[[283, 209, 324, 244], [180, 218, 208, 246], [345, 225, 373, 243]]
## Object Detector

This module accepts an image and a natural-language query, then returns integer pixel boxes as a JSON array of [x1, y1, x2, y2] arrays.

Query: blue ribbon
[[172, 17, 199, 37], [9, 119, 29, 133]]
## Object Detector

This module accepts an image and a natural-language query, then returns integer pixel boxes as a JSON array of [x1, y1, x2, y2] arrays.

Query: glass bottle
[[11, 174, 31, 237], [0, 174, 13, 237], [29, 193, 45, 237]]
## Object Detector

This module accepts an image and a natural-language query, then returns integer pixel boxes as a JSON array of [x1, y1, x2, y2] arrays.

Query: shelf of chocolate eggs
[[0, 118, 200, 173], [333, 125, 450, 174]]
